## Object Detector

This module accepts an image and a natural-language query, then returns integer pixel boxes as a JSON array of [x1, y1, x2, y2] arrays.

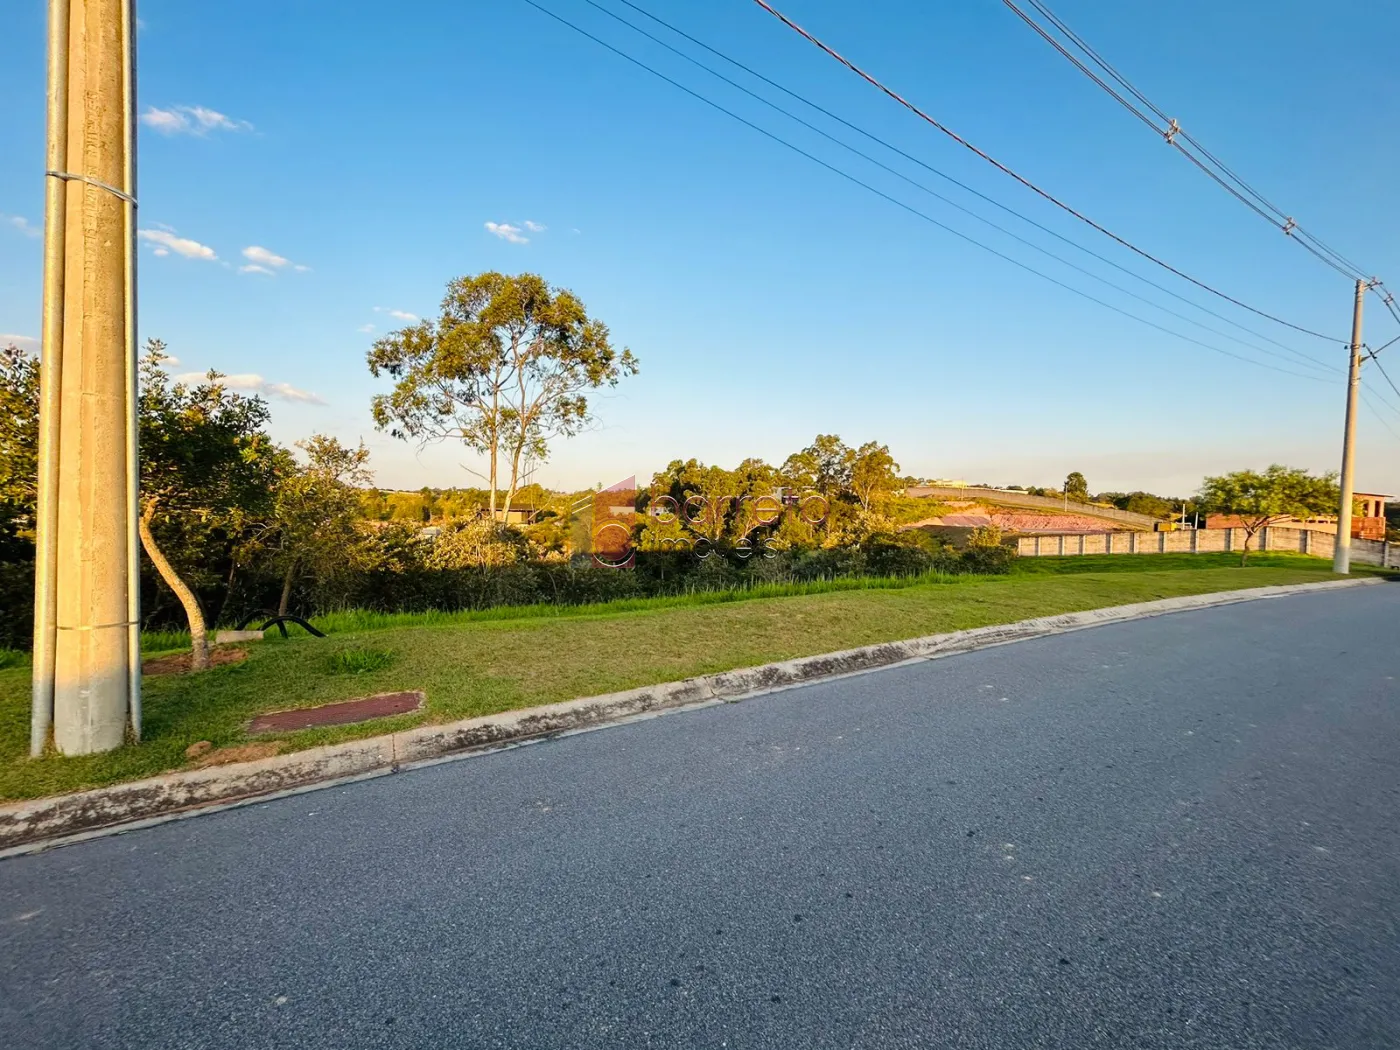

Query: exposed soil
[[188, 742, 283, 768], [142, 647, 248, 677]]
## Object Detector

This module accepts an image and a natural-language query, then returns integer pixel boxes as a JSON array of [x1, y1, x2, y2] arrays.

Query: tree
[[848, 442, 900, 512], [781, 435, 854, 496], [0, 343, 40, 559], [367, 272, 638, 516], [1064, 472, 1089, 502], [138, 342, 282, 670], [1197, 465, 1339, 565], [267, 435, 372, 616]]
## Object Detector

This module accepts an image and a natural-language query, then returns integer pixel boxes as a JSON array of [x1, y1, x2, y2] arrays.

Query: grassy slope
[[0, 554, 1374, 801]]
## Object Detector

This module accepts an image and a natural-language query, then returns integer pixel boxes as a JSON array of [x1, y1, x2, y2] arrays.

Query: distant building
[[1205, 491, 1393, 541], [491, 505, 541, 526]]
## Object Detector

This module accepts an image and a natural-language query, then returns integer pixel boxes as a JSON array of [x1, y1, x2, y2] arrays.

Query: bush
[[327, 647, 396, 675], [0, 557, 33, 651]]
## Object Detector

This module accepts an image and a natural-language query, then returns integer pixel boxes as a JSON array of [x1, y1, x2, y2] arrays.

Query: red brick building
[[1205, 491, 1393, 540]]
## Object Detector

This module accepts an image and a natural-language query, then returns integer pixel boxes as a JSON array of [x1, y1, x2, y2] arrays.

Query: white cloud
[[523, 220, 546, 233], [242, 245, 288, 268], [485, 221, 528, 244], [138, 227, 217, 260], [374, 306, 419, 322], [239, 245, 307, 275], [358, 324, 376, 333], [1, 334, 39, 351], [175, 371, 325, 405], [3, 214, 40, 238], [152, 247, 169, 257], [141, 104, 253, 136]]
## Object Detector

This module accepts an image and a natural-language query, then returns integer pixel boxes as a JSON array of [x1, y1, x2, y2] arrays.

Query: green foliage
[[1198, 465, 1338, 527], [1198, 464, 1339, 564], [0, 343, 39, 543], [367, 272, 638, 512], [1095, 490, 1182, 519], [1064, 471, 1089, 501], [781, 434, 854, 496], [139, 341, 280, 524], [849, 441, 900, 511], [265, 434, 373, 612], [423, 517, 531, 569], [138, 342, 285, 663], [326, 647, 396, 675]]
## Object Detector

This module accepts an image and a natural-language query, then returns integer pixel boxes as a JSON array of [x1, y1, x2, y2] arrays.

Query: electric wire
[[1361, 392, 1400, 442], [1369, 352, 1400, 405], [520, 0, 1330, 382], [596, 0, 1334, 371], [750, 0, 1347, 342], [1007, 0, 1378, 286], [578, 0, 1334, 377], [1369, 334, 1400, 358]]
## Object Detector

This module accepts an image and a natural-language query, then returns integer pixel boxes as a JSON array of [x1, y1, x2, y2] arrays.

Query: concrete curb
[[0, 576, 1384, 857]]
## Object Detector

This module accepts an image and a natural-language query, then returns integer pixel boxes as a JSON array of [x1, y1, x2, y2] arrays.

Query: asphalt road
[[3, 585, 1399, 1049]]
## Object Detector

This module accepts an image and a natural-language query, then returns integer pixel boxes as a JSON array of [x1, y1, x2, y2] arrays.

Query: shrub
[[327, 647, 396, 675]]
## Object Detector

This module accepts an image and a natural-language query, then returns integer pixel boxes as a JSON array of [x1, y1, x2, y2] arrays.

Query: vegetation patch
[[326, 647, 396, 675], [0, 557, 1367, 803]]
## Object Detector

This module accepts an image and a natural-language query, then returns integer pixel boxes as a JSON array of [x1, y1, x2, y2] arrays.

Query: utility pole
[[1332, 278, 1366, 575], [31, 0, 142, 756]]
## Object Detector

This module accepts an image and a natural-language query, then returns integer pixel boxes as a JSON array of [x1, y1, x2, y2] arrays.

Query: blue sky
[[2, 0, 1398, 497]]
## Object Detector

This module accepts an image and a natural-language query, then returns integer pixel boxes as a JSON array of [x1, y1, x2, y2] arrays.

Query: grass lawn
[[0, 553, 1384, 801]]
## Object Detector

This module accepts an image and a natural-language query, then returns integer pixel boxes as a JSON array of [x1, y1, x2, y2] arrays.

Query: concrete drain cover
[[248, 690, 425, 734]]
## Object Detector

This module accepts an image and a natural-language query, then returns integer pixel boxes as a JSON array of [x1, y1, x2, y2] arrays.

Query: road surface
[[2, 585, 1398, 1048]]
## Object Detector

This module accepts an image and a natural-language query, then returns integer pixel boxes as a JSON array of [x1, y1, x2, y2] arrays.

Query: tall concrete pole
[[32, 0, 141, 756], [1332, 278, 1365, 576]]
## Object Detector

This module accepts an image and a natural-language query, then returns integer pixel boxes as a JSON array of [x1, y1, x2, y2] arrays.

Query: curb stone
[[0, 576, 1385, 857]]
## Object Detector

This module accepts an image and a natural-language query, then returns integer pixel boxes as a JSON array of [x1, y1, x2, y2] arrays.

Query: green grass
[[0, 553, 1384, 802], [326, 646, 397, 675]]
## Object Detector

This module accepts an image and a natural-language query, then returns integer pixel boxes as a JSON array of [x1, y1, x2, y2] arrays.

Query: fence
[[908, 486, 1161, 529], [1015, 526, 1396, 568]]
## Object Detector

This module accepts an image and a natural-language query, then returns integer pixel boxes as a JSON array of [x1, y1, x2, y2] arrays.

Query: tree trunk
[[1240, 530, 1254, 567], [138, 503, 210, 671], [211, 559, 238, 629], [278, 561, 296, 617]]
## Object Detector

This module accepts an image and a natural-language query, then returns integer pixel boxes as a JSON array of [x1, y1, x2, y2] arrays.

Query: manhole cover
[[248, 690, 425, 734]]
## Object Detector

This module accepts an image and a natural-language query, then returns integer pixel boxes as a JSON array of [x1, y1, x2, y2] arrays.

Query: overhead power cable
[[1004, 0, 1382, 289], [520, 0, 1330, 382], [579, 0, 1333, 376], [591, 0, 1332, 373], [1369, 352, 1400, 405], [1361, 392, 1400, 443], [1368, 334, 1400, 358], [749, 0, 1348, 344]]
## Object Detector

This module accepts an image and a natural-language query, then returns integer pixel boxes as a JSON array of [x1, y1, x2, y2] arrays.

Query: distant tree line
[[0, 269, 1351, 665]]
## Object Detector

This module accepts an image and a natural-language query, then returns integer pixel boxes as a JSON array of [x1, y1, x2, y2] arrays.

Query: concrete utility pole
[[1332, 278, 1366, 576], [31, 0, 142, 756]]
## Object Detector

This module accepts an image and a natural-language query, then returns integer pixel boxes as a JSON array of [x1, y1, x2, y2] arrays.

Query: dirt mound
[[142, 647, 248, 676]]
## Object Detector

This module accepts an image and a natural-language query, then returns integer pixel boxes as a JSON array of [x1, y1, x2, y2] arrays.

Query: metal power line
[[605, 0, 1329, 368], [1004, 0, 1379, 287], [519, 0, 1331, 381], [579, 0, 1333, 377], [749, 0, 1347, 343]]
